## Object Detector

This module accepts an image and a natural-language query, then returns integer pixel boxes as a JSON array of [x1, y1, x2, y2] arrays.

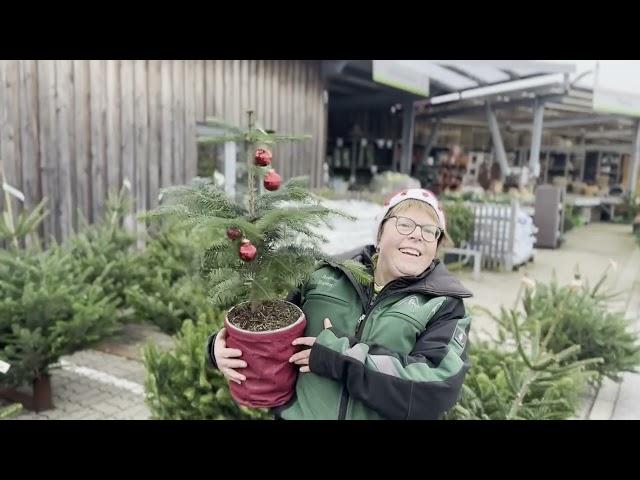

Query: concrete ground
[[2, 324, 173, 420]]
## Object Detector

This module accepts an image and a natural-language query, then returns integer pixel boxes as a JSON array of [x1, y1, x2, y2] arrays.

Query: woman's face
[[376, 205, 439, 284]]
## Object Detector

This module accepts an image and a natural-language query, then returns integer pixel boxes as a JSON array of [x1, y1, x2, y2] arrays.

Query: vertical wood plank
[[37, 60, 58, 242], [134, 59, 149, 243], [19, 60, 41, 218], [232, 60, 241, 127], [248, 59, 256, 114], [73, 60, 91, 226], [106, 60, 122, 196], [291, 61, 300, 179], [185, 60, 197, 183], [148, 60, 161, 209], [302, 61, 313, 183], [55, 59, 74, 237], [0, 62, 19, 204], [214, 59, 224, 118], [172, 60, 185, 184], [267, 60, 275, 131], [120, 60, 136, 233], [89, 60, 107, 224], [195, 60, 204, 122], [160, 60, 173, 188], [0, 61, 22, 228], [317, 62, 327, 189], [280, 60, 289, 180], [205, 60, 215, 118], [257, 60, 265, 125]]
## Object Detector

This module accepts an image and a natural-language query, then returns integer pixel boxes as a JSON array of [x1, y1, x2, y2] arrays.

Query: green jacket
[[207, 245, 473, 420]]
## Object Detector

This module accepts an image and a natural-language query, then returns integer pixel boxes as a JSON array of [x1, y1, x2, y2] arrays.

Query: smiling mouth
[[398, 248, 421, 257]]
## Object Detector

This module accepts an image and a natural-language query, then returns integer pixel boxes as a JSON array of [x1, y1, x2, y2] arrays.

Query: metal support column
[[401, 101, 415, 174], [485, 102, 510, 180], [629, 118, 640, 196], [528, 101, 545, 180]]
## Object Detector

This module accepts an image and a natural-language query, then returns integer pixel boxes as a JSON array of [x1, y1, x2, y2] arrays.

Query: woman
[[206, 188, 472, 420]]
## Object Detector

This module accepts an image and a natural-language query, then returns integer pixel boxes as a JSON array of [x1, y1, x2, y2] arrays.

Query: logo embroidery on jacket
[[396, 295, 421, 310], [454, 327, 467, 349], [317, 273, 337, 290]]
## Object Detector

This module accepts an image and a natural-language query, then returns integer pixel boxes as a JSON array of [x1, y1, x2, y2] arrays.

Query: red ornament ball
[[239, 239, 257, 262], [254, 148, 272, 167], [226, 227, 242, 240], [263, 169, 281, 191]]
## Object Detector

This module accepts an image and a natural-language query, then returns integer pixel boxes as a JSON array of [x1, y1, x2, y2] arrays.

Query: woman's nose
[[408, 225, 423, 240]]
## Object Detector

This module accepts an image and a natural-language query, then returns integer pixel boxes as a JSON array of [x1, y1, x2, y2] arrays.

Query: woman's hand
[[289, 318, 332, 373], [213, 327, 247, 384]]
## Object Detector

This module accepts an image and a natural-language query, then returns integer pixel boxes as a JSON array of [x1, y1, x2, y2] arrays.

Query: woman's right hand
[[213, 328, 247, 385]]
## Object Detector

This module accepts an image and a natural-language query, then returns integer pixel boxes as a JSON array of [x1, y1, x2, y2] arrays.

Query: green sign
[[372, 60, 429, 97]]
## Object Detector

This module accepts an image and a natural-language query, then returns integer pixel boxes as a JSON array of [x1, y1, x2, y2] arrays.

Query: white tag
[[0, 359, 10, 374], [2, 182, 25, 202], [122, 178, 132, 191]]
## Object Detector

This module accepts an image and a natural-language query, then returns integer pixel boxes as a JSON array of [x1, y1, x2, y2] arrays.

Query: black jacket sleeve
[[205, 331, 219, 370]]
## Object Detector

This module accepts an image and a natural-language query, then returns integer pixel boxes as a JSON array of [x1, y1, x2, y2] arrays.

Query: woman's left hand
[[290, 318, 332, 373]]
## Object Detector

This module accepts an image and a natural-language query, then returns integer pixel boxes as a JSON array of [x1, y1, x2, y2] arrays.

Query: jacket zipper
[[337, 275, 401, 420]]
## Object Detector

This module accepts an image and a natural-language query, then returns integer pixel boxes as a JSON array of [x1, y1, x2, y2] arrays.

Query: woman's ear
[[439, 230, 455, 249]]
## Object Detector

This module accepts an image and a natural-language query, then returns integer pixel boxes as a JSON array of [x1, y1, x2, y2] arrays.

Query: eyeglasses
[[388, 216, 442, 243]]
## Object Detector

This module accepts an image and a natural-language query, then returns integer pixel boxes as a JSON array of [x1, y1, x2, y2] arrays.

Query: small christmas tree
[[150, 110, 370, 407], [153, 110, 369, 329]]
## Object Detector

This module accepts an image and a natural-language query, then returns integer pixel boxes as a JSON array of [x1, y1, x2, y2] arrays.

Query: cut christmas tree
[[150, 111, 371, 408]]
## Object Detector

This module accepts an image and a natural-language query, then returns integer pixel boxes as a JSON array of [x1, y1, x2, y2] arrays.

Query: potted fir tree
[[152, 111, 370, 408]]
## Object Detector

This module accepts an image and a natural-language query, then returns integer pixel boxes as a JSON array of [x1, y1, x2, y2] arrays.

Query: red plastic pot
[[224, 301, 307, 408]]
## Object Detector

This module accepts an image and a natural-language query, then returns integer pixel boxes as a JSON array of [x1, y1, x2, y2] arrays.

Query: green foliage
[[563, 205, 586, 232], [449, 266, 640, 420], [447, 292, 601, 419], [447, 340, 593, 420], [63, 189, 138, 307], [126, 274, 215, 335], [123, 217, 217, 334], [0, 199, 48, 248], [617, 193, 640, 224], [143, 316, 272, 420], [442, 200, 474, 247], [519, 273, 640, 382], [0, 247, 120, 386], [0, 401, 22, 419]]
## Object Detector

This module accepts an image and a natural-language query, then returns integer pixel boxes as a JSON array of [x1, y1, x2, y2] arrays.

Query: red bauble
[[263, 169, 281, 191], [226, 227, 242, 240], [255, 148, 272, 167], [239, 239, 257, 262]]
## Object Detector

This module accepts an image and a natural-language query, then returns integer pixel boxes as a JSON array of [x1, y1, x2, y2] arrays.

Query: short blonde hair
[[376, 199, 441, 244]]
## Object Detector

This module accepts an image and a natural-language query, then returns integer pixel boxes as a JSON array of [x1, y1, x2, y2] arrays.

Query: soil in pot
[[227, 300, 300, 332]]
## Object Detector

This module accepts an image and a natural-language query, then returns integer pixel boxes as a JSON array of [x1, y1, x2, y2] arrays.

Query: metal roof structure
[[323, 60, 639, 193]]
